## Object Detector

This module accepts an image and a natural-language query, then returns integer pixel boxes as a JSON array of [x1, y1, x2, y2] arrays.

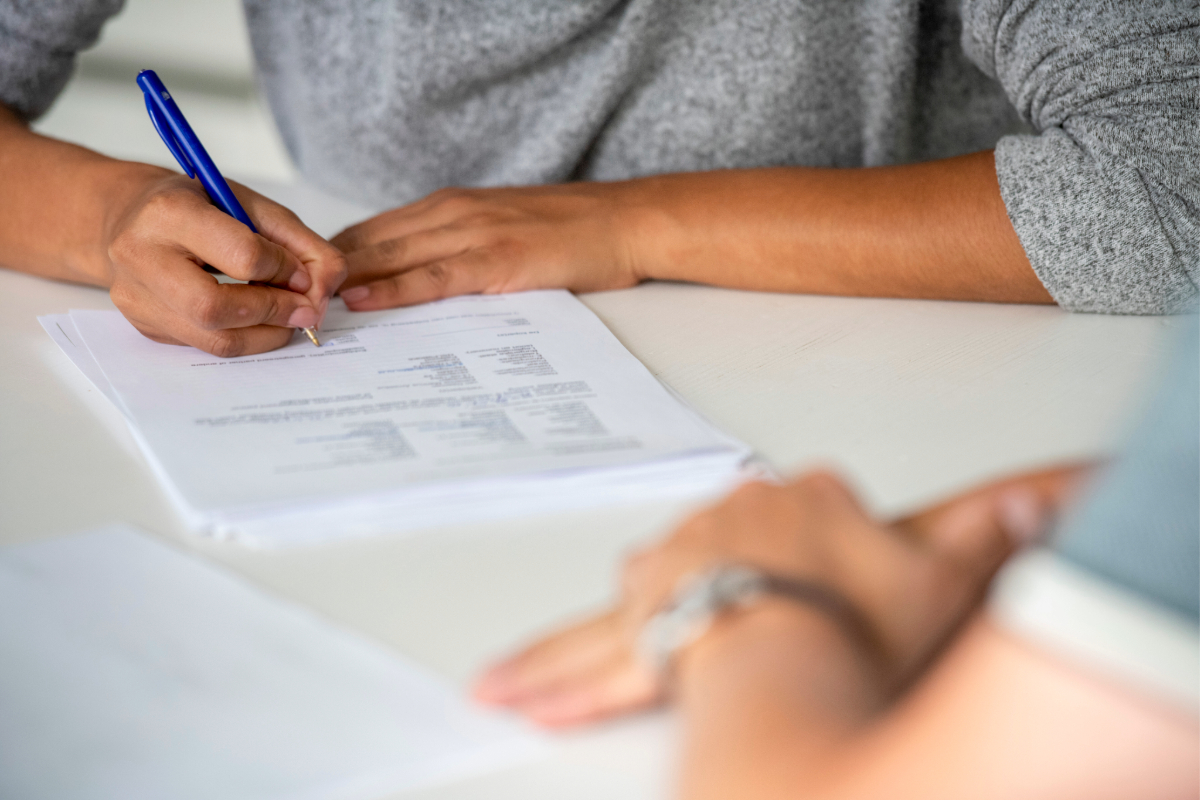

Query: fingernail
[[341, 285, 370, 304], [288, 307, 318, 329], [997, 489, 1046, 545], [288, 269, 312, 293]]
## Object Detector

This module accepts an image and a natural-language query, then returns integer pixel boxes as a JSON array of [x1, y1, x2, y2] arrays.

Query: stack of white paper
[[0, 525, 544, 800], [41, 290, 751, 546]]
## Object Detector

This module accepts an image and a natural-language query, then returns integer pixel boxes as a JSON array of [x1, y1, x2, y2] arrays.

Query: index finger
[[168, 199, 310, 291], [330, 186, 519, 253], [235, 184, 348, 311], [137, 250, 320, 332]]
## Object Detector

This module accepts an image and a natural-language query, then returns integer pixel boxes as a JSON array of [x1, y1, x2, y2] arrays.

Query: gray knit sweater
[[1, 1, 1196, 313]]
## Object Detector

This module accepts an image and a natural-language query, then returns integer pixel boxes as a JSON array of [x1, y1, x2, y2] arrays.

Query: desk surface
[[0, 180, 1183, 800]]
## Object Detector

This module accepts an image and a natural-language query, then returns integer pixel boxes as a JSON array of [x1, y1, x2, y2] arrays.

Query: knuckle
[[140, 188, 180, 223], [271, 202, 302, 226], [208, 329, 246, 359], [488, 234, 524, 260], [327, 251, 350, 283], [364, 275, 396, 300], [263, 292, 284, 325], [192, 290, 226, 330], [227, 235, 271, 278], [430, 188, 477, 215], [423, 261, 451, 290], [138, 188, 197, 233], [107, 230, 139, 264], [375, 237, 405, 263], [108, 281, 137, 311]]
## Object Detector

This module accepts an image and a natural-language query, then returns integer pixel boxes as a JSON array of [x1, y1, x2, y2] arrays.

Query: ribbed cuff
[[990, 547, 1199, 712]]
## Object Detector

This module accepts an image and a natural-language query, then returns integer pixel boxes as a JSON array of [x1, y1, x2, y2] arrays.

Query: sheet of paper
[[48, 291, 748, 542], [0, 525, 545, 800], [39, 313, 127, 413]]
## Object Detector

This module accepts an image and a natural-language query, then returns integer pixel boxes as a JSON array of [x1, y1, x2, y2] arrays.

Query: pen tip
[[303, 327, 321, 347]]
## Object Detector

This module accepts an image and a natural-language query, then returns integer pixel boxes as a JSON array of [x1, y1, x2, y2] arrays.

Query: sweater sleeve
[[960, 0, 1200, 314], [0, 0, 125, 121]]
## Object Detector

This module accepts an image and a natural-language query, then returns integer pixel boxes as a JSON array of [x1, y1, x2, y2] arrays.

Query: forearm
[[630, 151, 1052, 304], [675, 603, 882, 800], [0, 103, 170, 286], [676, 614, 1199, 800]]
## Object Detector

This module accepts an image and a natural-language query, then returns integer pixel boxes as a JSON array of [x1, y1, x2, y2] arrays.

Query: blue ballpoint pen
[[136, 69, 320, 347]]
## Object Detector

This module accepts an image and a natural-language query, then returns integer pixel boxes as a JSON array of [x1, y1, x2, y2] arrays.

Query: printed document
[[0, 525, 544, 800], [41, 291, 749, 545]]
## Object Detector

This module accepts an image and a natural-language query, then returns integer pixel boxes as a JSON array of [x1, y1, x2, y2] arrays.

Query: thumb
[[903, 488, 1046, 579]]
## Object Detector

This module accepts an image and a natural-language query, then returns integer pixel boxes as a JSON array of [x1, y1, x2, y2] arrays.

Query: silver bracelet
[[638, 563, 878, 676]]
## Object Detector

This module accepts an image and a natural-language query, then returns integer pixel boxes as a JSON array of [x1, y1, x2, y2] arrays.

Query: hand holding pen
[[99, 69, 345, 355]]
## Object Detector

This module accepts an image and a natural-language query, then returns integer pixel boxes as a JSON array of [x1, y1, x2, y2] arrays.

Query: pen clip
[[143, 92, 196, 179]]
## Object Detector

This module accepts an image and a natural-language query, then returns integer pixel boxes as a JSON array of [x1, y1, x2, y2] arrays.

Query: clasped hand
[[471, 467, 1080, 728]]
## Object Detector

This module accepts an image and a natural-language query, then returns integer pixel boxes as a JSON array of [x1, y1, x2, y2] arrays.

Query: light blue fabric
[[1051, 314, 1199, 622]]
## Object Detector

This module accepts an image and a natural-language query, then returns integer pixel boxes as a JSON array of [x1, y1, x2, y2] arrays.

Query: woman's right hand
[[102, 166, 347, 357], [0, 102, 346, 358]]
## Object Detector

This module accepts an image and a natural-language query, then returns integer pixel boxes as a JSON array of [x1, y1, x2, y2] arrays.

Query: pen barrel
[[136, 70, 257, 233]]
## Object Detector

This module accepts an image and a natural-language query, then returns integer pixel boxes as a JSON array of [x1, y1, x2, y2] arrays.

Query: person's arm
[[474, 465, 1086, 726], [332, 151, 1050, 311], [961, 0, 1199, 314], [0, 103, 346, 356], [331, 2, 1196, 315], [677, 612, 1197, 800], [474, 464, 1194, 798]]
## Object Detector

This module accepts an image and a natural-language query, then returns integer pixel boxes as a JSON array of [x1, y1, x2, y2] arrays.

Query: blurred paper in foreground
[[0, 525, 544, 800]]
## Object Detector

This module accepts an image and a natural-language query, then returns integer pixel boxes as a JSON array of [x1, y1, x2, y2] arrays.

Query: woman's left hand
[[331, 182, 656, 311]]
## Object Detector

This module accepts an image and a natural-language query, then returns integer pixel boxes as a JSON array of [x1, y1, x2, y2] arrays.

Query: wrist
[[613, 173, 703, 284], [676, 598, 883, 719], [679, 598, 855, 674], [614, 170, 803, 287]]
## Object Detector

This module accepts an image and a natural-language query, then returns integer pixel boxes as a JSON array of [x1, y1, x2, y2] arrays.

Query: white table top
[[0, 180, 1183, 800]]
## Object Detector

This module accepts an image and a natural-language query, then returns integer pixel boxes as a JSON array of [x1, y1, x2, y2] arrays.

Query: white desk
[[0, 181, 1183, 800]]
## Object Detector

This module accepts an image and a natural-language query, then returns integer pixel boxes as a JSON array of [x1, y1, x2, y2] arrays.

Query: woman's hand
[[332, 183, 649, 311], [331, 152, 1050, 312], [473, 465, 1086, 727], [0, 107, 346, 357], [104, 169, 347, 357]]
